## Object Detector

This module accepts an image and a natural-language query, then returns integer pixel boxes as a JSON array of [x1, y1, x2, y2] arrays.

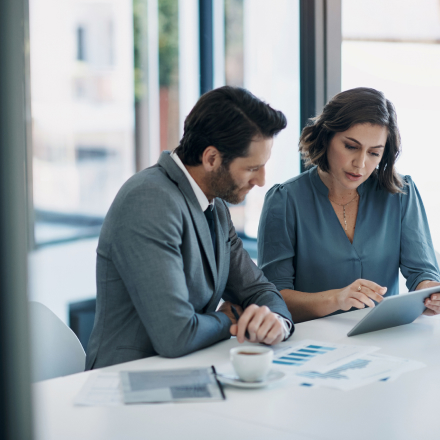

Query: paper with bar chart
[[295, 352, 425, 390], [272, 339, 379, 373], [271, 340, 425, 390]]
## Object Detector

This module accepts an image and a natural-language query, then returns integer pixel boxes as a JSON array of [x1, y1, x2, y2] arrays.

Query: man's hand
[[417, 280, 440, 316], [230, 304, 284, 345]]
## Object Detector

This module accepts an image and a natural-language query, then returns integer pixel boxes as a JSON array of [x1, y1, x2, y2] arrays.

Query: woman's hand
[[417, 280, 440, 315], [333, 279, 387, 311]]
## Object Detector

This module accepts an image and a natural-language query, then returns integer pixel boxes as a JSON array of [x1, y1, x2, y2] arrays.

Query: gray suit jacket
[[86, 151, 293, 369]]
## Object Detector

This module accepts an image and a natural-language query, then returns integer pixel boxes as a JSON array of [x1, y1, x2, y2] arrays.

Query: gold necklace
[[328, 193, 359, 231]]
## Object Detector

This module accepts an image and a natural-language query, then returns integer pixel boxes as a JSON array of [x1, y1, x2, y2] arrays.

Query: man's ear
[[201, 146, 222, 171]]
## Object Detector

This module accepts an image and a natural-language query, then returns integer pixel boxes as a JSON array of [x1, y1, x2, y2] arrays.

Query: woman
[[258, 87, 440, 322]]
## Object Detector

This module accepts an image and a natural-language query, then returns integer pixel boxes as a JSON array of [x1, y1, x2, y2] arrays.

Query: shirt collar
[[311, 165, 367, 196], [171, 151, 214, 212]]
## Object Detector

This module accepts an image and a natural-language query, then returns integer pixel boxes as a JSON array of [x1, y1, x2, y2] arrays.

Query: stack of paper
[[74, 366, 225, 406], [271, 340, 425, 390]]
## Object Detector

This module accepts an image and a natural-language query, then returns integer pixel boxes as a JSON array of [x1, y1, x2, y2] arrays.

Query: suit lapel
[[158, 152, 218, 287]]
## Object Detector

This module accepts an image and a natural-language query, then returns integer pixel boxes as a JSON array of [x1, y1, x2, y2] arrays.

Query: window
[[30, 0, 135, 246], [29, 0, 136, 320], [225, 0, 301, 237], [342, 0, 440, 252], [28, 0, 301, 322]]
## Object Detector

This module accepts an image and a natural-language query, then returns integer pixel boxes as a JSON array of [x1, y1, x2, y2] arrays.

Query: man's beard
[[209, 164, 245, 205]]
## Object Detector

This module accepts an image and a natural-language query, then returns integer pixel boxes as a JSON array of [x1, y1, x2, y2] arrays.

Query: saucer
[[216, 370, 285, 388]]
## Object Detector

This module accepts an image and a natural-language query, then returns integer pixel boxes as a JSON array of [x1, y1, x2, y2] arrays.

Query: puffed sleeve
[[400, 176, 440, 291], [257, 184, 296, 291]]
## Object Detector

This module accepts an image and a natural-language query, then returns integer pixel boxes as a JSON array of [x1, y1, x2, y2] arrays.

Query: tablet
[[347, 285, 440, 336]]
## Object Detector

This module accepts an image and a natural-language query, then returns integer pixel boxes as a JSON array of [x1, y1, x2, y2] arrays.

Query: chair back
[[29, 301, 85, 382]]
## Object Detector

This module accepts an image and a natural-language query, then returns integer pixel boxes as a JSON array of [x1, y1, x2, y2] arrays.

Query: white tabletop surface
[[33, 309, 440, 440]]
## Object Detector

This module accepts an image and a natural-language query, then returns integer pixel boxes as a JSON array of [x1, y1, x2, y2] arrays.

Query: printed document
[[272, 339, 379, 373], [270, 339, 425, 390], [120, 367, 225, 404]]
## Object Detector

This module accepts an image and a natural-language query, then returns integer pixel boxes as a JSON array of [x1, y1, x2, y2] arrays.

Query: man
[[86, 86, 293, 369]]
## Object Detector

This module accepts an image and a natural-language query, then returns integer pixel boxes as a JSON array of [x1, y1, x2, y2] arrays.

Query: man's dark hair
[[299, 87, 404, 194], [174, 86, 287, 167]]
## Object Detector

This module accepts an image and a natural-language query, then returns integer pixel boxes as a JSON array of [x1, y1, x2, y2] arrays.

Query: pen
[[230, 305, 250, 339]]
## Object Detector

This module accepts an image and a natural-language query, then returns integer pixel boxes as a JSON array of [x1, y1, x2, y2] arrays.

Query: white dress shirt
[[170, 151, 291, 340]]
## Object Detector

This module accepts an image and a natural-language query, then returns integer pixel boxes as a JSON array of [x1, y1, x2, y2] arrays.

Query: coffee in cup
[[230, 346, 273, 382]]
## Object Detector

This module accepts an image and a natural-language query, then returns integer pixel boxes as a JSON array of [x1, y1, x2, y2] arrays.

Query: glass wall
[[134, 0, 180, 158], [30, 0, 136, 245], [342, 0, 440, 253], [28, 0, 136, 321], [225, 0, 301, 237]]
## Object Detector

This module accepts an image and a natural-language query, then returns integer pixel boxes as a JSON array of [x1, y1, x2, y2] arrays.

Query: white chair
[[29, 301, 86, 382]]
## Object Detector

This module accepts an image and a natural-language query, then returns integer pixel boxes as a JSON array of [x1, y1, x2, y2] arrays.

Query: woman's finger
[[352, 290, 375, 308], [356, 285, 384, 304], [347, 297, 366, 309], [354, 279, 387, 296], [425, 296, 440, 315], [423, 308, 437, 316]]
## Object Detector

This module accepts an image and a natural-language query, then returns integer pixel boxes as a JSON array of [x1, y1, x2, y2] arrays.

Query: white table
[[33, 309, 440, 440]]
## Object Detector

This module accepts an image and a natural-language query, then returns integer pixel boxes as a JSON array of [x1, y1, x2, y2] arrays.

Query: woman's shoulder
[[264, 170, 316, 214], [400, 174, 414, 187], [267, 167, 315, 195], [363, 172, 414, 196]]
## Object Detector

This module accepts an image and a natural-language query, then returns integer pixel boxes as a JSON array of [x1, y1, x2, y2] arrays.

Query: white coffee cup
[[230, 346, 273, 382]]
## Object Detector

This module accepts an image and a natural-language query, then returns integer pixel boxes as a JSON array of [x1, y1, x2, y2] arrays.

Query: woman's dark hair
[[299, 87, 404, 194], [174, 86, 287, 167]]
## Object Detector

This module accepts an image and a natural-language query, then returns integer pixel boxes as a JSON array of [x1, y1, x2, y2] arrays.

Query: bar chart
[[273, 344, 336, 367]]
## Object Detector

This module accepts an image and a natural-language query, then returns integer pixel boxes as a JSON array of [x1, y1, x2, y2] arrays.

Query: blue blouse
[[258, 166, 440, 312]]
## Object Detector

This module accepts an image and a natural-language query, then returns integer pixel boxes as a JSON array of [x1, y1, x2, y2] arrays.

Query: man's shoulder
[[125, 164, 175, 191], [117, 165, 183, 204], [102, 165, 188, 231], [99, 164, 188, 250]]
